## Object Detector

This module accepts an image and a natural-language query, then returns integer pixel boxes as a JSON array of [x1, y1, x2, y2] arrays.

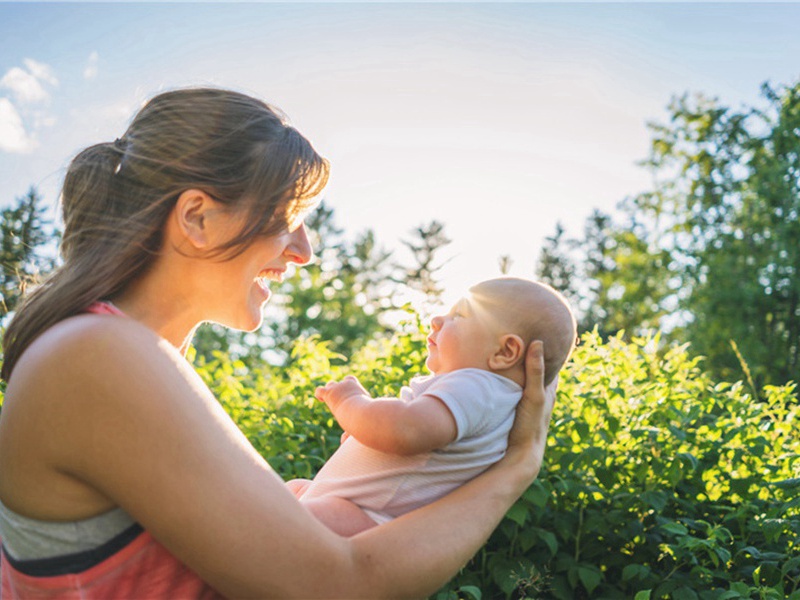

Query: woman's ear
[[170, 189, 221, 251], [488, 334, 526, 371]]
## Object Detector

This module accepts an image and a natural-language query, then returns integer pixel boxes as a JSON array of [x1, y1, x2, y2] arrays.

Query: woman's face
[[204, 215, 313, 332]]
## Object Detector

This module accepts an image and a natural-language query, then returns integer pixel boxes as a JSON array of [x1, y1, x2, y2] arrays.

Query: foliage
[[0, 187, 55, 317], [191, 326, 799, 599], [537, 79, 800, 388], [191, 311, 429, 480], [437, 331, 799, 599], [638, 81, 800, 388], [394, 219, 451, 313]]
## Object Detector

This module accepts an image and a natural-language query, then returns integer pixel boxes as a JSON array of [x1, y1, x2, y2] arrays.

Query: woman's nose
[[285, 223, 313, 265]]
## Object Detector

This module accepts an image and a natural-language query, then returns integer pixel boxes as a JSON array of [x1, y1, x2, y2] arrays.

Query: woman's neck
[[111, 274, 201, 355]]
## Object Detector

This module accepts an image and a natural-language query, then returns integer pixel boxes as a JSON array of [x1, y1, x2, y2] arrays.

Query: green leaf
[[730, 582, 751, 595], [660, 521, 688, 536], [671, 586, 699, 600], [535, 527, 559, 557], [457, 585, 482, 600], [523, 481, 549, 507], [782, 555, 800, 575], [641, 490, 668, 512], [577, 566, 602, 595], [505, 502, 528, 526], [488, 556, 520, 596], [634, 590, 652, 600], [716, 592, 744, 600], [622, 564, 649, 582]]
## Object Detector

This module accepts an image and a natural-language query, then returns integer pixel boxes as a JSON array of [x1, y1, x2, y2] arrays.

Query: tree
[[394, 220, 451, 316], [0, 187, 55, 316], [535, 223, 575, 297], [535, 80, 800, 387], [497, 255, 513, 275], [536, 211, 671, 339], [631, 82, 800, 386], [264, 202, 397, 363]]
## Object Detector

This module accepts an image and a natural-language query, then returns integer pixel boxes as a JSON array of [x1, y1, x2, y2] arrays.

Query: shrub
[[199, 327, 799, 599], [435, 332, 800, 600]]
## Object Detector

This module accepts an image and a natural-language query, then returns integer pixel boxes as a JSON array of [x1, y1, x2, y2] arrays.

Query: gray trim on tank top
[[0, 498, 136, 560]]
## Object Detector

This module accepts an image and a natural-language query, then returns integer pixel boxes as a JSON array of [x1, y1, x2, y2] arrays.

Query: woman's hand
[[504, 340, 558, 486]]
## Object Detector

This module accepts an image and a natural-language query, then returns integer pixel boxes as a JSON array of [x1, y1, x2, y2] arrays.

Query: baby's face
[[426, 295, 499, 375]]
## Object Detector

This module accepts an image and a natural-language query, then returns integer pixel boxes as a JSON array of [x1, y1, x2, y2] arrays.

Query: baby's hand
[[314, 375, 371, 412]]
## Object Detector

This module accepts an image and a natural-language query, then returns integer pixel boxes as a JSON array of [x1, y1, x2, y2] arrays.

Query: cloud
[[23, 58, 58, 87], [1, 67, 49, 103], [0, 59, 58, 153], [0, 59, 58, 104], [84, 51, 99, 80], [0, 97, 37, 153]]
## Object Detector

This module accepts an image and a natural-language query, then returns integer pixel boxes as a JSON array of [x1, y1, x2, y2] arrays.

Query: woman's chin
[[243, 305, 267, 332]]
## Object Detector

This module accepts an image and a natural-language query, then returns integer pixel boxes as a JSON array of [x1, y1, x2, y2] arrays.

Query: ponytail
[[2, 87, 328, 380], [2, 142, 165, 380]]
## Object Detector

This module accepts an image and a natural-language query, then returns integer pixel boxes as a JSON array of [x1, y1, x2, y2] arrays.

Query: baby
[[287, 277, 577, 536]]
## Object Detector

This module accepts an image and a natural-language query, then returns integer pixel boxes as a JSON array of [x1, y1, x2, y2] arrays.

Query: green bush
[[199, 327, 799, 599], [434, 332, 800, 600], [2, 323, 797, 599]]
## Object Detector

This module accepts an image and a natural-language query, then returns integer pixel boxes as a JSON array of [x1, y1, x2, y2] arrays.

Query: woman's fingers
[[507, 341, 555, 477]]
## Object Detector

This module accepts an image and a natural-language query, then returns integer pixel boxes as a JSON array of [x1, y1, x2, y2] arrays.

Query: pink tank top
[[0, 302, 224, 599]]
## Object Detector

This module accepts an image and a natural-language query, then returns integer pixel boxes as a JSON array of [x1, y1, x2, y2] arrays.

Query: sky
[[1, 2, 799, 311]]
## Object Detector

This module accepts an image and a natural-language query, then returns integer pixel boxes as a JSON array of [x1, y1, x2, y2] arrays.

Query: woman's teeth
[[256, 270, 284, 289]]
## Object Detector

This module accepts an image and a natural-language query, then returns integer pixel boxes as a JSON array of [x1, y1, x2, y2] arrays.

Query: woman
[[0, 88, 556, 599]]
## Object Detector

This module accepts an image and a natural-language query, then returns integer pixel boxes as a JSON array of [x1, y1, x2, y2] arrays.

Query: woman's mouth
[[256, 269, 285, 291]]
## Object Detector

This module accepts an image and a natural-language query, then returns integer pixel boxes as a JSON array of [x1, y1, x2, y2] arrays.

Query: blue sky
[[1, 2, 799, 309]]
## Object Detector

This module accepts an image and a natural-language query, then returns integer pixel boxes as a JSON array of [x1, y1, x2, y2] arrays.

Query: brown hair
[[2, 88, 329, 380]]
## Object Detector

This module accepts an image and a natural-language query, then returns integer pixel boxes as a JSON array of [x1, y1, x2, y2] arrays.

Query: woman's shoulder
[[0, 315, 203, 521], [6, 313, 189, 408], [21, 313, 177, 368]]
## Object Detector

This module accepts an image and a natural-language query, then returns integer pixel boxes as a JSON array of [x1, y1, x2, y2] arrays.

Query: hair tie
[[112, 137, 128, 175]]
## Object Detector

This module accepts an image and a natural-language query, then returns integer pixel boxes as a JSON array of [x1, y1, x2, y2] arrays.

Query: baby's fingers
[[314, 383, 335, 400]]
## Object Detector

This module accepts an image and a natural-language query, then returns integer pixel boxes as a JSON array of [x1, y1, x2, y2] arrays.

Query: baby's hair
[[2, 88, 329, 381]]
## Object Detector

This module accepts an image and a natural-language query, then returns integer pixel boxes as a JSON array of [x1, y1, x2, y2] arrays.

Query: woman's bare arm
[[2, 316, 552, 599]]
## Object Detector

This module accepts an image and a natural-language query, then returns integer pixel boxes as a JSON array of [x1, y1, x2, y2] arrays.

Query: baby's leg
[[301, 496, 379, 537]]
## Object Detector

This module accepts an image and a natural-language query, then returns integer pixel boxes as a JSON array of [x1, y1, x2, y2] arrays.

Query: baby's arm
[[315, 376, 457, 455]]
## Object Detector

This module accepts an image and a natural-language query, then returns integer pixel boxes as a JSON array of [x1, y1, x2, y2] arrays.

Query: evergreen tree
[[394, 220, 451, 315], [0, 187, 55, 316], [263, 201, 396, 363]]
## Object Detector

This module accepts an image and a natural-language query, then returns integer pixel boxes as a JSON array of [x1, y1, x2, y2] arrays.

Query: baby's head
[[426, 277, 576, 386]]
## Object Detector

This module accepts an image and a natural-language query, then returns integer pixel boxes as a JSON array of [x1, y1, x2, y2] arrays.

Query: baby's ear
[[488, 334, 526, 370]]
